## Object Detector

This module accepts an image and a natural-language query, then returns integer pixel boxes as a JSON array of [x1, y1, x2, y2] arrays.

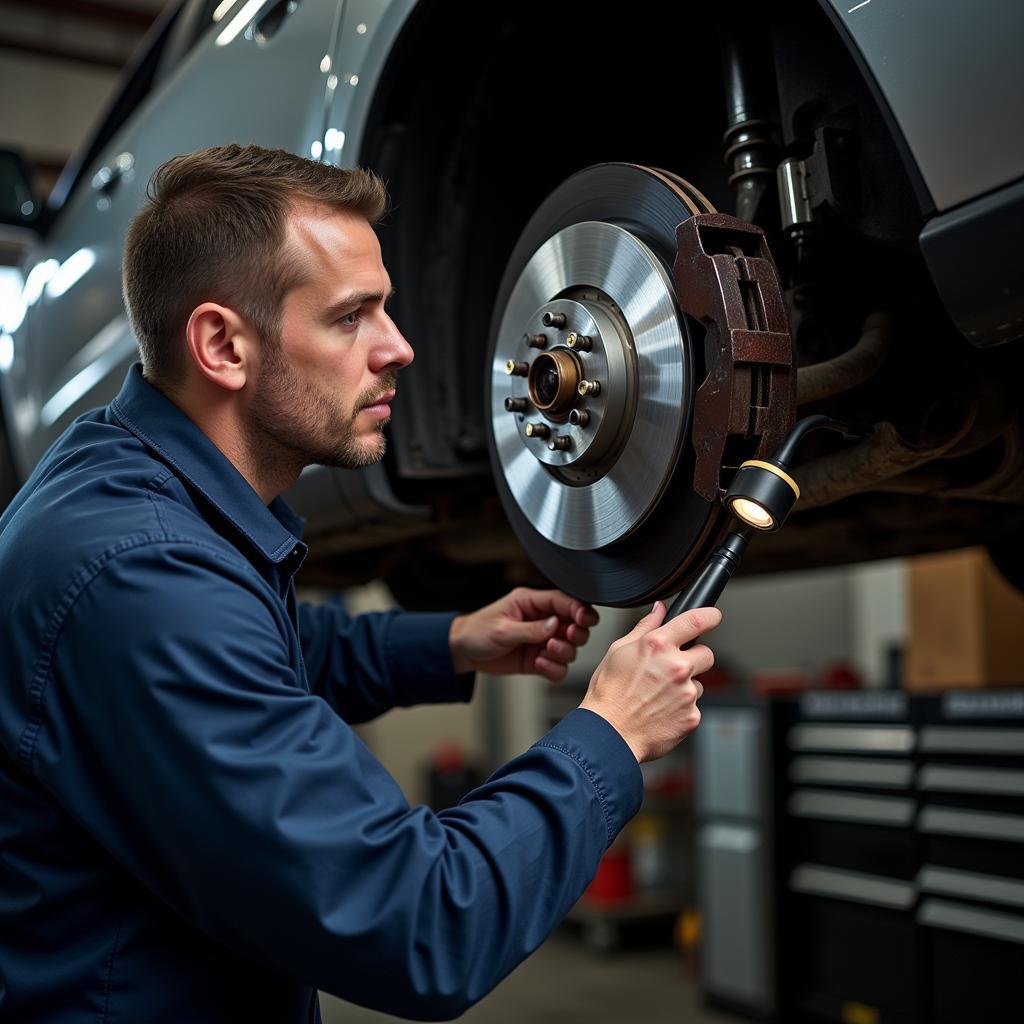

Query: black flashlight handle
[[666, 530, 749, 619], [662, 417, 870, 622]]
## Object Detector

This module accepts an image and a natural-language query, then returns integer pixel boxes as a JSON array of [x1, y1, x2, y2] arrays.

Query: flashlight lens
[[730, 497, 775, 529]]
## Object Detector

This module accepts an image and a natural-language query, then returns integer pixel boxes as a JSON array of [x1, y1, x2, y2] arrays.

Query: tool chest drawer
[[787, 875, 920, 1024], [918, 895, 1024, 1024]]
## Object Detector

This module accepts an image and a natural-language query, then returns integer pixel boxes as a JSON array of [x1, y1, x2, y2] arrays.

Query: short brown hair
[[122, 144, 388, 390]]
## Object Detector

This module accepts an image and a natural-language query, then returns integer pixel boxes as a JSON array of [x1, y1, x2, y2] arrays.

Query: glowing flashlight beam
[[730, 497, 775, 530]]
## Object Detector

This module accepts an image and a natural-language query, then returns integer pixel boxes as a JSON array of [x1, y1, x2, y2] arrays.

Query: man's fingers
[[687, 643, 715, 677], [535, 655, 568, 682], [504, 615, 561, 647], [544, 637, 577, 664], [658, 606, 722, 648], [565, 624, 590, 648], [625, 601, 667, 639], [513, 588, 598, 629]]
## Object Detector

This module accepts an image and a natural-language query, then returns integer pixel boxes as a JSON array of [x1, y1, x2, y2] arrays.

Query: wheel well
[[348, 1, 1024, 587], [361, 0, 729, 496]]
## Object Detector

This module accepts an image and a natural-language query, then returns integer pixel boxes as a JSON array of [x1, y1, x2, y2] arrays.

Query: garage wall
[[849, 558, 907, 687], [0, 51, 118, 169], [713, 565, 854, 682], [0, 0, 156, 196]]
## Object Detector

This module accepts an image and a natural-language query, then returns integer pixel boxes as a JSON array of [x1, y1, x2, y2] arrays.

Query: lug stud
[[525, 333, 547, 349], [568, 408, 590, 427], [566, 333, 592, 351], [542, 311, 567, 328], [525, 422, 550, 439], [505, 396, 528, 412], [548, 435, 572, 451], [577, 379, 601, 396], [505, 360, 529, 376]]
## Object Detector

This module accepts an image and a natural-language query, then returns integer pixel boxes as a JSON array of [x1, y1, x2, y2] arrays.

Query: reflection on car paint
[[40, 316, 135, 428]]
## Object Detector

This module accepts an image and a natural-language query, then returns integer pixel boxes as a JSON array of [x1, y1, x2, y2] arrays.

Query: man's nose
[[373, 315, 414, 371]]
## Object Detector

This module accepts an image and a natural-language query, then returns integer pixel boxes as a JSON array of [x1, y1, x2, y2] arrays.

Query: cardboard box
[[905, 547, 1024, 691]]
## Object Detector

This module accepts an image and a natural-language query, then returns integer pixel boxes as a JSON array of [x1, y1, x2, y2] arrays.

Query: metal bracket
[[673, 212, 797, 502]]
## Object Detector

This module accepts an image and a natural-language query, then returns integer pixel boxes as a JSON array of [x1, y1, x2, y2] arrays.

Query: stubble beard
[[250, 346, 396, 476]]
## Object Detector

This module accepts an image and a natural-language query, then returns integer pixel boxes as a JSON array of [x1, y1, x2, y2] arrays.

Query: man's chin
[[324, 432, 387, 471]]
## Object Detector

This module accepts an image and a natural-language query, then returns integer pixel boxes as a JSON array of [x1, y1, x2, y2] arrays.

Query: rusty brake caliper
[[673, 212, 797, 505]]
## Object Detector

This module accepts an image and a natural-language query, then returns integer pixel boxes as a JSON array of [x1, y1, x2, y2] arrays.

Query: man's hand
[[449, 587, 600, 681], [580, 601, 721, 763]]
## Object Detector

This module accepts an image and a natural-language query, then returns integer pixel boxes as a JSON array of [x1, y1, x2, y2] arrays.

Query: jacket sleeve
[[296, 597, 474, 723], [39, 541, 643, 1020]]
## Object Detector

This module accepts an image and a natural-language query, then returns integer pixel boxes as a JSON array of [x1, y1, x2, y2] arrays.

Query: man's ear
[[185, 302, 256, 392]]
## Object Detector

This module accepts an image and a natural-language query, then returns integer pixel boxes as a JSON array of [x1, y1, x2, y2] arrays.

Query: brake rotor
[[486, 163, 728, 606]]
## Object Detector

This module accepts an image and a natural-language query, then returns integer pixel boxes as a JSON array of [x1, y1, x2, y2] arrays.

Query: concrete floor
[[320, 929, 746, 1024]]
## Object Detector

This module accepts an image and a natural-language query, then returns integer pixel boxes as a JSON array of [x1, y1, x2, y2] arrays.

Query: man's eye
[[338, 311, 361, 326]]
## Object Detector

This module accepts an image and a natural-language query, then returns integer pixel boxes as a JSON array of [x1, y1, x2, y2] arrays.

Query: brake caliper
[[673, 213, 797, 502]]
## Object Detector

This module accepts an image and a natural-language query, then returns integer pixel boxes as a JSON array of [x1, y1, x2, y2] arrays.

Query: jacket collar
[[110, 363, 305, 565]]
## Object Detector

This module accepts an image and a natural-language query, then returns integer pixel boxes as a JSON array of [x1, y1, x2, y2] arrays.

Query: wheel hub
[[507, 294, 632, 471]]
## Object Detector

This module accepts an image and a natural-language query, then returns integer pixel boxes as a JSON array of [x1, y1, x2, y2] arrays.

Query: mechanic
[[0, 144, 718, 1023]]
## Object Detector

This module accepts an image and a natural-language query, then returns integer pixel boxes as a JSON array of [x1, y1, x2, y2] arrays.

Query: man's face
[[250, 205, 414, 470]]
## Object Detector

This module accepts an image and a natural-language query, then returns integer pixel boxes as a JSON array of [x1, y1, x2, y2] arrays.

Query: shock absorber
[[720, 22, 779, 224]]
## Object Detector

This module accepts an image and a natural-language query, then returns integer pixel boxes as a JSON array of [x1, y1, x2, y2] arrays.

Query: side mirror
[[0, 148, 41, 228]]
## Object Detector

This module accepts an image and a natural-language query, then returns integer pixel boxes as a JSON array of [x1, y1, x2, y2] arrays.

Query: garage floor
[[320, 928, 746, 1023]]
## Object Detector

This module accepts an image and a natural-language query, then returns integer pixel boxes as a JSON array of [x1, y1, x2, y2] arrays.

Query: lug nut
[[505, 360, 529, 376], [568, 408, 590, 427], [577, 379, 601, 397], [505, 396, 528, 412], [542, 311, 567, 328], [525, 333, 547, 349], [566, 333, 592, 351], [548, 435, 572, 451], [525, 422, 550, 439]]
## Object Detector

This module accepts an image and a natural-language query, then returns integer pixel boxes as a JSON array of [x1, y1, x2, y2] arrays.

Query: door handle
[[254, 0, 301, 45]]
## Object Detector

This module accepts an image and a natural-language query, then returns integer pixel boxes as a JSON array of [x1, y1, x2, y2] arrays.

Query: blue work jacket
[[0, 364, 642, 1022]]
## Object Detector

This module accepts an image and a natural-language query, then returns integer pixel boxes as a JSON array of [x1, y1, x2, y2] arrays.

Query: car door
[[6, 0, 343, 472]]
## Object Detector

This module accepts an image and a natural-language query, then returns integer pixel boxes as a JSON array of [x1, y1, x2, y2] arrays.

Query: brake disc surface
[[492, 220, 687, 550], [486, 163, 727, 605]]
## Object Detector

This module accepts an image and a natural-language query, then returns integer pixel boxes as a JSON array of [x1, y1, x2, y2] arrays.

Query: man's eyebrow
[[321, 286, 396, 321]]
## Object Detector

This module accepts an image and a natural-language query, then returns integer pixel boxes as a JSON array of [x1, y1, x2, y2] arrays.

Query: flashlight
[[725, 461, 800, 532], [667, 415, 870, 618]]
